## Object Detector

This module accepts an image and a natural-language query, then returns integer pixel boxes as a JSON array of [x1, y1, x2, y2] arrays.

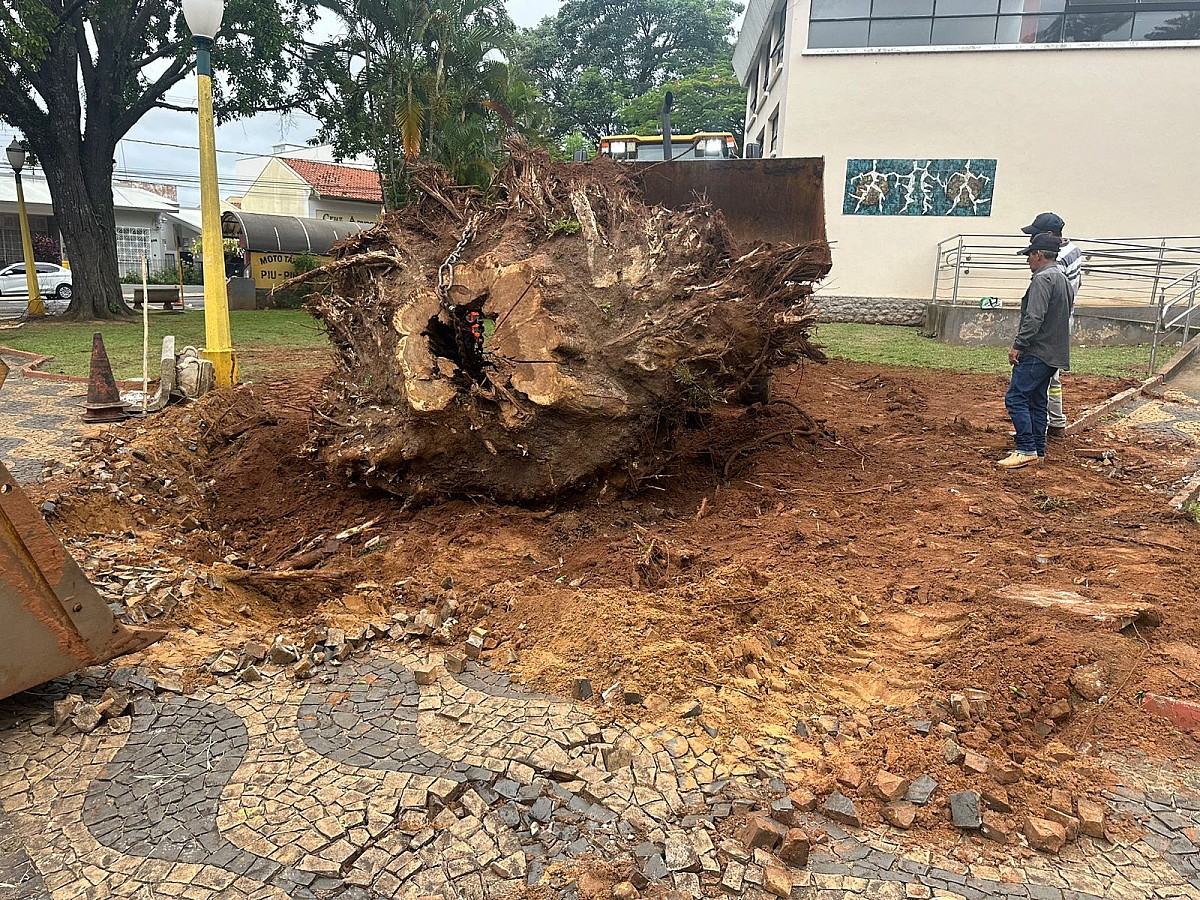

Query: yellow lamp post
[[182, 0, 237, 387], [5, 140, 45, 318]]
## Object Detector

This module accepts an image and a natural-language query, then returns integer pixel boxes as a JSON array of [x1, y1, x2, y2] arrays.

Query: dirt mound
[[296, 141, 831, 503], [30, 355, 1200, 857]]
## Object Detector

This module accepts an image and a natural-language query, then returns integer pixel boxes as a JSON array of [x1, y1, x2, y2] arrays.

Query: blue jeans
[[1005, 354, 1056, 455]]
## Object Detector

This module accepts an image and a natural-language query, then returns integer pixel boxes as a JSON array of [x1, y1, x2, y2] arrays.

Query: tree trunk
[[299, 143, 831, 503], [38, 143, 131, 320]]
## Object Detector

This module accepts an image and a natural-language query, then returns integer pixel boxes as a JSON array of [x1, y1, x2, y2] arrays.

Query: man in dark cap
[[1021, 212, 1082, 437], [1000, 232, 1072, 469]]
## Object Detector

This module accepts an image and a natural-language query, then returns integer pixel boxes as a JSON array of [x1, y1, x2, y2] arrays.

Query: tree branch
[[0, 74, 49, 132], [115, 57, 189, 138], [0, 7, 53, 99], [153, 101, 199, 113], [72, 13, 96, 101], [55, 0, 89, 27], [130, 44, 185, 71]]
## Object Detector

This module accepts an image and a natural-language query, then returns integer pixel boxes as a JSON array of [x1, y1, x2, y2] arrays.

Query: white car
[[0, 262, 73, 305]]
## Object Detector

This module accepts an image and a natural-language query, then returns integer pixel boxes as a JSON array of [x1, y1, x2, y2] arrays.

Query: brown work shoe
[[1047, 425, 1065, 440], [998, 452, 1041, 469]]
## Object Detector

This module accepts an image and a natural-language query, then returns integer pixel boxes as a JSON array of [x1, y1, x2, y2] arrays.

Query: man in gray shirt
[[1000, 232, 1072, 469], [1020, 212, 1082, 437]]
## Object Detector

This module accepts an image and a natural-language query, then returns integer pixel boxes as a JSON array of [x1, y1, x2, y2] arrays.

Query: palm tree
[[305, 0, 532, 206]]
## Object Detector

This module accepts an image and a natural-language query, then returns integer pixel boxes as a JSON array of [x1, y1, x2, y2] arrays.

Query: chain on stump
[[437, 212, 484, 312], [436, 213, 489, 381]]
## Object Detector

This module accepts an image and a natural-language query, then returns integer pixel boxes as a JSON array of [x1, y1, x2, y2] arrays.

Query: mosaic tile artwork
[[843, 159, 997, 217]]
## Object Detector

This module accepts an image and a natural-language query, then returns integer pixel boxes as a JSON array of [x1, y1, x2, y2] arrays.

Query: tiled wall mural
[[844, 158, 996, 216]]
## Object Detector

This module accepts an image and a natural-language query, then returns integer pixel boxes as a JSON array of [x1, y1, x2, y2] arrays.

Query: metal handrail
[[934, 234, 1200, 309], [1150, 265, 1200, 373]]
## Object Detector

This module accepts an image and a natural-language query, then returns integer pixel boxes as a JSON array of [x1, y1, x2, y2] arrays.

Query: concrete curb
[[1065, 335, 1200, 437], [0, 344, 150, 389], [1168, 472, 1200, 511], [1064, 378, 1159, 436], [1143, 693, 1200, 732], [1158, 332, 1200, 384]]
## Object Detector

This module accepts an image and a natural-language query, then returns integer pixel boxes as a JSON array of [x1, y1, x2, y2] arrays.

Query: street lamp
[[6, 139, 45, 318], [182, 0, 237, 387]]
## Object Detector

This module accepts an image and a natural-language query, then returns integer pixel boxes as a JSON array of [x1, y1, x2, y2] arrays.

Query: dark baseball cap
[[1017, 232, 1061, 255], [1021, 212, 1065, 235]]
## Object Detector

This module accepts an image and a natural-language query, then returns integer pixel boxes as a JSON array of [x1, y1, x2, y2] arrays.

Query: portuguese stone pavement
[[2, 646, 1199, 900], [0, 352, 83, 484]]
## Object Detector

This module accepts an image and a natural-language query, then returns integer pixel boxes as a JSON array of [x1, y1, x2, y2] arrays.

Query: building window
[[808, 0, 1200, 49], [115, 226, 151, 276], [750, 53, 761, 108], [769, 111, 780, 155], [772, 5, 788, 64]]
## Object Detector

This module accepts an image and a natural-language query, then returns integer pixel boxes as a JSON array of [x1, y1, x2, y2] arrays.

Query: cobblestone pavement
[[1115, 397, 1200, 444], [0, 352, 83, 484], [2, 648, 1198, 900]]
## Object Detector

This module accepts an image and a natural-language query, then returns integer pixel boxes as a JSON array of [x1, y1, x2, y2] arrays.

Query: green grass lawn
[[0, 310, 329, 379], [814, 323, 1167, 380], [2, 314, 1165, 382]]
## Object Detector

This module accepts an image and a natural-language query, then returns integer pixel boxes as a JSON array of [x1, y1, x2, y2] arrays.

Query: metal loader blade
[[0, 358, 164, 701]]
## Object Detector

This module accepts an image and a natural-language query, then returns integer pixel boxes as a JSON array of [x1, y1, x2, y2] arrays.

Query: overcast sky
[[95, 0, 564, 207]]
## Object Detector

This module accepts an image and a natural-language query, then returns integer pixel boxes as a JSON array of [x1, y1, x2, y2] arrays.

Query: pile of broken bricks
[[204, 605, 498, 686], [786, 687, 1112, 859], [23, 666, 183, 737]]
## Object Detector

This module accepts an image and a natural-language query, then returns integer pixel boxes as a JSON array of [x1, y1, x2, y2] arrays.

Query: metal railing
[[933, 234, 1200, 309], [1150, 265, 1200, 373]]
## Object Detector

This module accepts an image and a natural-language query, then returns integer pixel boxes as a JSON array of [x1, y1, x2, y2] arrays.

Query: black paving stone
[[79, 695, 382, 900], [1154, 809, 1192, 831], [0, 807, 52, 900], [808, 858, 852, 876]]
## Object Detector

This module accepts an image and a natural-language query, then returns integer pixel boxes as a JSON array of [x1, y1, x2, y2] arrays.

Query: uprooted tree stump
[[288, 141, 831, 503]]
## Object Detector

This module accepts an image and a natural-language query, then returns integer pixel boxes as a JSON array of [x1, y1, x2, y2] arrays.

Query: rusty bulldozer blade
[[0, 358, 163, 702]]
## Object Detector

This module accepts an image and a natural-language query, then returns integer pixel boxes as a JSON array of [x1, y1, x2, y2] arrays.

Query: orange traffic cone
[[82, 332, 129, 423]]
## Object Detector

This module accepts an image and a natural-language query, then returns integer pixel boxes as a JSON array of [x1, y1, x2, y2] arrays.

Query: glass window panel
[[1000, 0, 1065, 13], [869, 16, 934, 42], [873, 0, 934, 15], [808, 18, 871, 45], [933, 14, 1000, 41], [1063, 10, 1134, 39], [1135, 9, 1200, 39], [937, 0, 998, 15], [810, 0, 871, 19], [638, 144, 665, 161], [997, 11, 1065, 40]]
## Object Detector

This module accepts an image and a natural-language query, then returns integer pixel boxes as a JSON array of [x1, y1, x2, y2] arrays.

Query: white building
[[0, 175, 187, 276], [733, 0, 1200, 300]]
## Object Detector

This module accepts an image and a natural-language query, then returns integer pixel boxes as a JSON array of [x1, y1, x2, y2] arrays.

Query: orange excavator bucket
[[0, 358, 164, 701]]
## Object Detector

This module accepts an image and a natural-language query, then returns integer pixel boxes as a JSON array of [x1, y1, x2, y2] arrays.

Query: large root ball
[[300, 143, 830, 503]]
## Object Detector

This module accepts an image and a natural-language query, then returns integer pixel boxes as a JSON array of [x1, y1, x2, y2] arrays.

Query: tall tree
[[516, 0, 742, 142], [619, 63, 745, 143], [305, 0, 536, 206], [0, 0, 315, 318]]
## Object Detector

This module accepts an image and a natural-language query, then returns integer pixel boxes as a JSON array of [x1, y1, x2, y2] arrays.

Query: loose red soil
[[34, 355, 1200, 850]]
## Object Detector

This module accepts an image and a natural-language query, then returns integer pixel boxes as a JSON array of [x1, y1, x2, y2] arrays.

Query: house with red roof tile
[[237, 157, 383, 224]]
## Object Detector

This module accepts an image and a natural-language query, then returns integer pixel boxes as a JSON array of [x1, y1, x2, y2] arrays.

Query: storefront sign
[[248, 251, 330, 289]]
